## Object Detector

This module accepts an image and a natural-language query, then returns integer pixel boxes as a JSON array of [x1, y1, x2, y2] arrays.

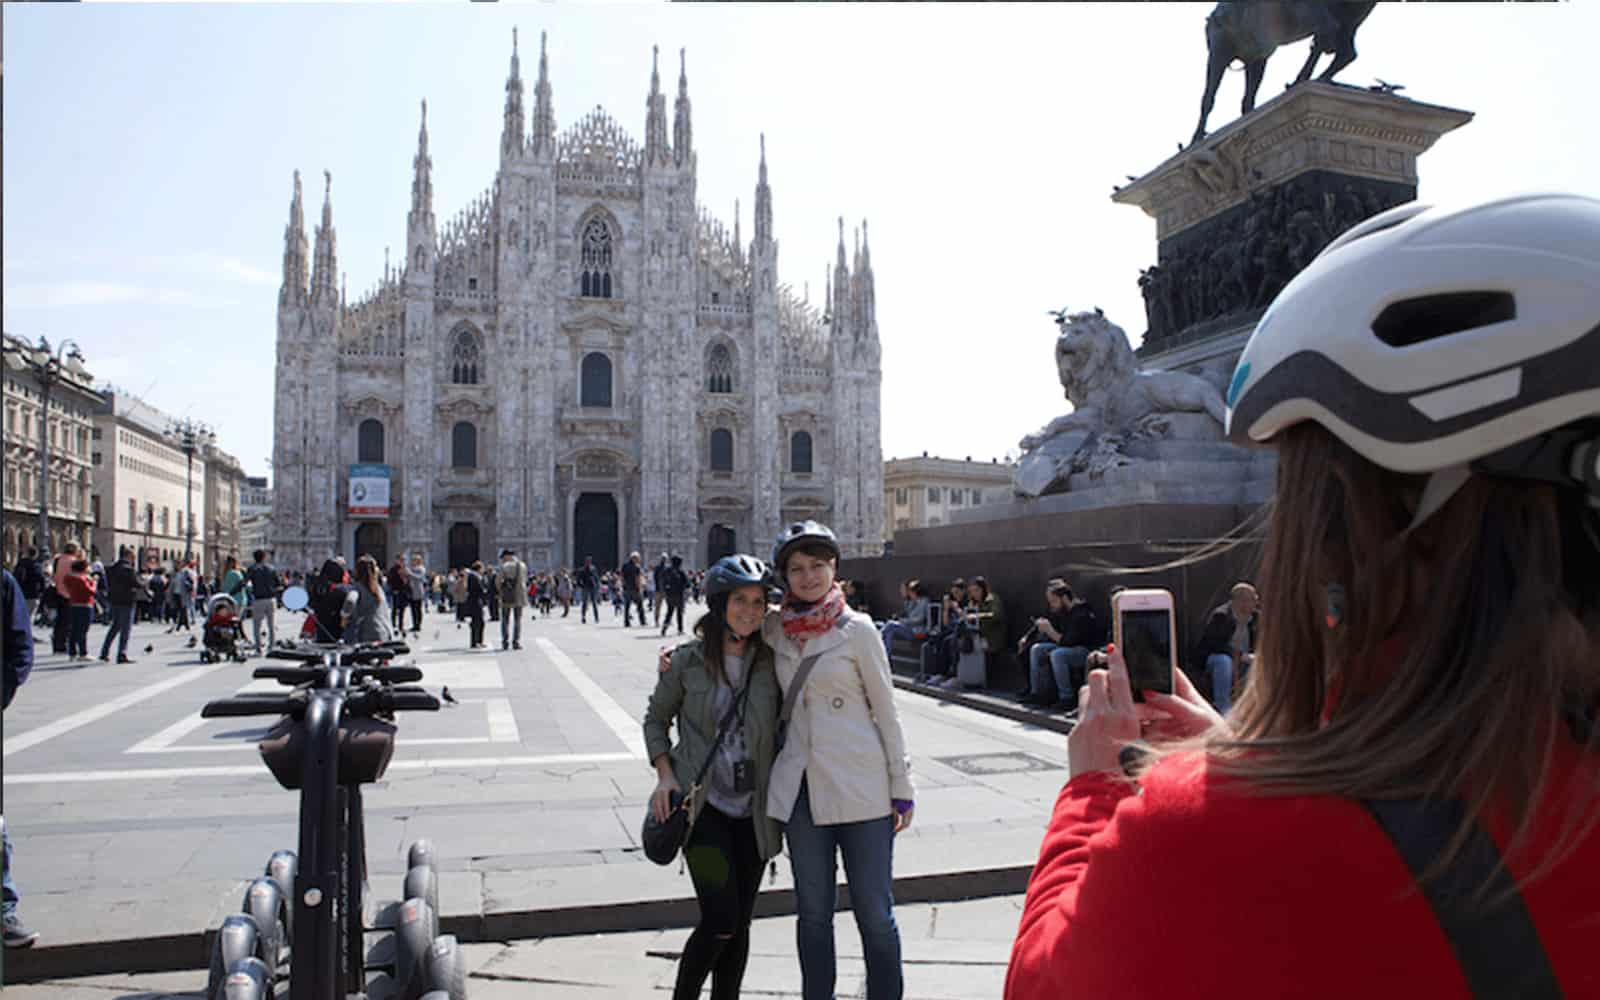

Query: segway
[[200, 585, 467, 999]]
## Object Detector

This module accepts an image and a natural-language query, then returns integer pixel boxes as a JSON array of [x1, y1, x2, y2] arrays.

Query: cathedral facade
[[271, 33, 884, 573]]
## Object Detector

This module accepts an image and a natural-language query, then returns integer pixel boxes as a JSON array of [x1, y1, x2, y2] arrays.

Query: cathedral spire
[[311, 170, 339, 305], [530, 30, 555, 157], [280, 170, 309, 306], [856, 219, 876, 339], [672, 47, 693, 168], [407, 100, 437, 284], [732, 198, 742, 265], [644, 44, 670, 167], [754, 134, 773, 247], [833, 216, 850, 334], [501, 27, 525, 161]]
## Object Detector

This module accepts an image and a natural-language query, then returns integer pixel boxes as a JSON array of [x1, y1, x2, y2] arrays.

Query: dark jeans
[[579, 586, 600, 622], [787, 778, 903, 1000], [390, 590, 407, 632], [100, 604, 134, 660], [660, 595, 686, 635], [68, 605, 93, 657], [2, 821, 19, 918], [468, 605, 485, 647], [51, 600, 69, 652], [409, 597, 423, 632], [674, 805, 764, 1000], [500, 605, 523, 646], [623, 589, 646, 626]]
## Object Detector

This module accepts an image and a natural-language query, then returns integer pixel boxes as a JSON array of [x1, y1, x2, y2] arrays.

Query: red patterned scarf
[[781, 584, 847, 647]]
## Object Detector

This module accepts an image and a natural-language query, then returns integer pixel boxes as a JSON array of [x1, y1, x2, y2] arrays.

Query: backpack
[[498, 564, 521, 603], [248, 564, 278, 599]]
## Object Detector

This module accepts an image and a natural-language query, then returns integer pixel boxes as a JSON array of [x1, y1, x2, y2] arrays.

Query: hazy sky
[[5, 2, 1597, 483]]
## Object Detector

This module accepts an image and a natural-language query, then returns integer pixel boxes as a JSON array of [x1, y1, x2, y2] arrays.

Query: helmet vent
[[1373, 291, 1515, 347]]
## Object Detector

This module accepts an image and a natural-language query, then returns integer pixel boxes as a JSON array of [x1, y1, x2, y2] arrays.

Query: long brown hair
[[354, 555, 384, 601], [1189, 424, 1600, 895], [695, 591, 768, 687]]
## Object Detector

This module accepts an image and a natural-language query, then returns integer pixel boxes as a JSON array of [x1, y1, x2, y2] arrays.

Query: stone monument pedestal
[[842, 82, 1473, 680]]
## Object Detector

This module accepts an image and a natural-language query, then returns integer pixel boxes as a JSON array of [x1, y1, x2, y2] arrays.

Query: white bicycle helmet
[[1226, 192, 1600, 527]]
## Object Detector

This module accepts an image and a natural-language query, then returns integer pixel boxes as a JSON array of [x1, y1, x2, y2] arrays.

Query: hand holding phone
[[1112, 588, 1177, 704]]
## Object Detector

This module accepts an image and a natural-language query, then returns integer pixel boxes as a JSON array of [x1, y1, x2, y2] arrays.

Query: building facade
[[91, 389, 210, 572], [271, 34, 884, 573], [883, 454, 1015, 543], [204, 449, 247, 573], [239, 475, 272, 558], [2, 333, 101, 565]]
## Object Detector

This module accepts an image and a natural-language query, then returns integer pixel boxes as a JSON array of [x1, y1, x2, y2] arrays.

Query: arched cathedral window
[[357, 419, 385, 463], [451, 422, 477, 469], [706, 344, 734, 394], [450, 330, 480, 385], [710, 428, 733, 473], [580, 217, 614, 299], [790, 431, 813, 475], [580, 352, 613, 408]]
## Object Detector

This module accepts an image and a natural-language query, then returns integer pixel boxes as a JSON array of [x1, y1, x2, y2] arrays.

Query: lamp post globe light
[[166, 418, 215, 568], [1, 335, 85, 560]]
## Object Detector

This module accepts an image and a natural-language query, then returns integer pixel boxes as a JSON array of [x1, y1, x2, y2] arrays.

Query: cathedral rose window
[[451, 330, 481, 384], [580, 216, 614, 299], [706, 343, 734, 394]]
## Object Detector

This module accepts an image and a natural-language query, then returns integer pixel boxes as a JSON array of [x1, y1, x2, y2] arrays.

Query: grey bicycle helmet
[[771, 521, 840, 577], [704, 555, 770, 599], [1226, 192, 1600, 527]]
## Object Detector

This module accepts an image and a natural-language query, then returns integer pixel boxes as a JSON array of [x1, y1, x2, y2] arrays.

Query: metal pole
[[37, 370, 53, 558], [185, 446, 195, 565]]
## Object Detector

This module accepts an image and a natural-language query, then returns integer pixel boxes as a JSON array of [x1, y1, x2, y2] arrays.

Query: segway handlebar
[[202, 695, 299, 718], [265, 642, 411, 665], [253, 665, 426, 686]]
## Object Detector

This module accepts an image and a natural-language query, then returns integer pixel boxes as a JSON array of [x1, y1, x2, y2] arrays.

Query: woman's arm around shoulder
[[642, 644, 693, 763]]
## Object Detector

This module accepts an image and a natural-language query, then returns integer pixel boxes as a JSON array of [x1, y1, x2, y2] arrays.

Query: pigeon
[[440, 686, 459, 706], [1125, 174, 1139, 182], [144, 644, 155, 655]]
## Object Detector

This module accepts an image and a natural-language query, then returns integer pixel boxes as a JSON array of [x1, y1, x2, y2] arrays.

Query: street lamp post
[[2, 336, 85, 560], [167, 418, 214, 568]]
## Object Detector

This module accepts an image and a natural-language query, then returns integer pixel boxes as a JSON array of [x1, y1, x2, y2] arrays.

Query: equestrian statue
[[1191, 1, 1378, 145]]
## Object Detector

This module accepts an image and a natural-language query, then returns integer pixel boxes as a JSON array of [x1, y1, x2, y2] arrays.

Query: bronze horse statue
[[1192, 1, 1378, 145]]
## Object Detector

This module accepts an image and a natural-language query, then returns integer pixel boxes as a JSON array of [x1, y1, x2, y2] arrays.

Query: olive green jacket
[[642, 639, 783, 861]]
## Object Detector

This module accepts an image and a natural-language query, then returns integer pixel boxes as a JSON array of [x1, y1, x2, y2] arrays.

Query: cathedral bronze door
[[708, 524, 736, 564], [448, 522, 479, 570], [354, 522, 387, 567], [573, 493, 618, 571]]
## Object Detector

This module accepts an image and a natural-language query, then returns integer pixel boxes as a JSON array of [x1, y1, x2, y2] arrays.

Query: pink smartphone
[[1112, 588, 1177, 703]]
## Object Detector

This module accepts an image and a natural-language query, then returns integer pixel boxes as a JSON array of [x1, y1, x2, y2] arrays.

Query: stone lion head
[[1054, 312, 1138, 407]]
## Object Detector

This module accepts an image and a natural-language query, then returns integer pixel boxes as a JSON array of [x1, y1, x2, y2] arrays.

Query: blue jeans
[[579, 587, 600, 622], [1028, 644, 1089, 703], [2, 821, 19, 918], [68, 605, 93, 656], [786, 778, 903, 1000], [1207, 653, 1235, 711], [100, 604, 134, 659], [879, 622, 918, 661], [501, 605, 522, 645]]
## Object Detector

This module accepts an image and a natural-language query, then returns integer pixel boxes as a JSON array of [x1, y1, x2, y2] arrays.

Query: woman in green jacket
[[643, 554, 783, 1000]]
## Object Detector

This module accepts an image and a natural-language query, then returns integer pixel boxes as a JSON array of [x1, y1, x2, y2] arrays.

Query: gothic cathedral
[[270, 33, 884, 573]]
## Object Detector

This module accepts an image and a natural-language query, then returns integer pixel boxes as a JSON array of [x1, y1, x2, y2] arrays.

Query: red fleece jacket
[[1006, 749, 1600, 999]]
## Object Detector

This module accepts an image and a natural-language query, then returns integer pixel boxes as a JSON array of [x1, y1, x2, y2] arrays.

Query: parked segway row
[[199, 584, 466, 1000]]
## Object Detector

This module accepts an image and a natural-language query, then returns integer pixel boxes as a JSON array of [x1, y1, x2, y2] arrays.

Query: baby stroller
[[200, 594, 248, 663]]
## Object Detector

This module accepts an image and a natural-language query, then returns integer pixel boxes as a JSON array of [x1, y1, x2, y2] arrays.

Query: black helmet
[[705, 555, 770, 599], [771, 521, 840, 578]]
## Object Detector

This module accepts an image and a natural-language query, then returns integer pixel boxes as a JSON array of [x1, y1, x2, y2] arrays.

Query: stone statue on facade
[[1192, 1, 1378, 144], [1014, 312, 1228, 498]]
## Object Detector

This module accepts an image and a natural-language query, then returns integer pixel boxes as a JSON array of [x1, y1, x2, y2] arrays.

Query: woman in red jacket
[[1007, 193, 1600, 999]]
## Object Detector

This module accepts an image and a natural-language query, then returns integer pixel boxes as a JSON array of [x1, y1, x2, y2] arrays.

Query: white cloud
[[214, 256, 278, 285]]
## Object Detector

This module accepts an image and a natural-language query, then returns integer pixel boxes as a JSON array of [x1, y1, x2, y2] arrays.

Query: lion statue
[[1015, 311, 1229, 497]]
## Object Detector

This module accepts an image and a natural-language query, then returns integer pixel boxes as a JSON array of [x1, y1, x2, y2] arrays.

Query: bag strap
[[778, 652, 825, 736], [688, 669, 756, 791], [1363, 798, 1561, 999]]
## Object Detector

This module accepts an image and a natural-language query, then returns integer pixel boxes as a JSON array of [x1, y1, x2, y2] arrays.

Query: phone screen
[[1120, 609, 1174, 700]]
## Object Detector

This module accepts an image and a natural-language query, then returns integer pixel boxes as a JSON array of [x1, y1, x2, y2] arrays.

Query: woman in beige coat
[[766, 521, 914, 1000]]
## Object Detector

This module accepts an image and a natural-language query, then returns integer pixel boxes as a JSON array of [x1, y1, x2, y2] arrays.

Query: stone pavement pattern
[[1, 894, 1021, 997], [2, 605, 1060, 983]]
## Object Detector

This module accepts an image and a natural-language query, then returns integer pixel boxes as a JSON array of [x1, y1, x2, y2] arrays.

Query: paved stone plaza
[[3, 604, 1062, 992]]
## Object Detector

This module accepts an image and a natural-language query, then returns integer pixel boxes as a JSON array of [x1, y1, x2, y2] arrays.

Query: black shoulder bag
[[642, 671, 757, 867]]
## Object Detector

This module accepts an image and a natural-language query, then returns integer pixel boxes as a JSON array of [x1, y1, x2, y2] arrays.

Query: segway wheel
[[403, 864, 439, 925], [420, 934, 467, 1000], [406, 839, 435, 871], [206, 914, 262, 999], [392, 897, 437, 994], [221, 955, 275, 1000]]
